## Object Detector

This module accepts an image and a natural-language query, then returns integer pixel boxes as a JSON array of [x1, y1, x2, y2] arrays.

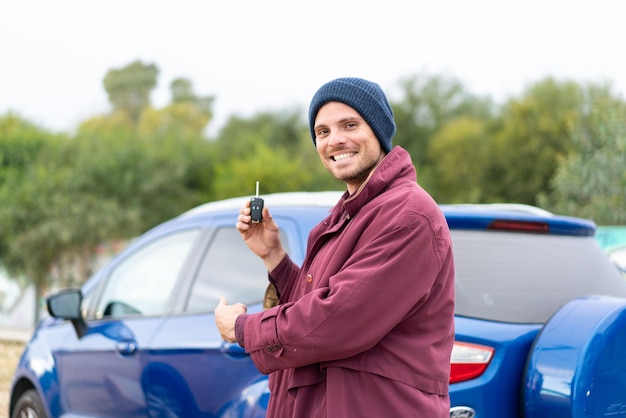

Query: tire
[[11, 389, 48, 418]]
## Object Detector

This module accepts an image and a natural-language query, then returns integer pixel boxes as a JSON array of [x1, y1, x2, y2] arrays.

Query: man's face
[[313, 102, 384, 194]]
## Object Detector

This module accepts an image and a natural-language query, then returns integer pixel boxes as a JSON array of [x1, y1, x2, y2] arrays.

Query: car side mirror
[[46, 289, 88, 338]]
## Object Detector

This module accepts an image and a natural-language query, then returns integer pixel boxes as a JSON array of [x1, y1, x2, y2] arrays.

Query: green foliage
[[69, 127, 216, 234], [0, 113, 216, 303], [3, 63, 626, 309], [427, 117, 493, 203], [538, 90, 626, 223], [487, 78, 584, 204], [103, 60, 159, 123], [213, 142, 307, 199], [214, 109, 341, 192], [214, 110, 306, 158], [420, 77, 626, 212], [170, 78, 215, 117], [139, 103, 211, 139], [0, 114, 65, 257], [0, 116, 70, 321], [212, 109, 341, 199], [76, 110, 134, 133], [0, 113, 59, 182], [391, 73, 494, 170], [159, 78, 215, 135]]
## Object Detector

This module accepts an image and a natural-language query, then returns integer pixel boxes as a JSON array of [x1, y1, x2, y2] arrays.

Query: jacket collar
[[337, 146, 417, 219]]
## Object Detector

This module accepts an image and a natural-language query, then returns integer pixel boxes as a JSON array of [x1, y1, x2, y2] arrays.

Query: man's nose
[[328, 130, 346, 147]]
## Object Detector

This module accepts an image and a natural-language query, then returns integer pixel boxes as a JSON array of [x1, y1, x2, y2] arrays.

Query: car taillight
[[450, 342, 494, 384], [487, 220, 549, 233]]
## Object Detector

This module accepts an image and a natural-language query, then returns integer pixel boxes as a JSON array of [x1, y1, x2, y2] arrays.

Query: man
[[215, 77, 455, 417]]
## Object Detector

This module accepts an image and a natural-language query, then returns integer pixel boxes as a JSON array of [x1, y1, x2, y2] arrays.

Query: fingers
[[236, 203, 273, 230], [215, 296, 247, 314], [214, 296, 247, 343], [236, 202, 252, 229]]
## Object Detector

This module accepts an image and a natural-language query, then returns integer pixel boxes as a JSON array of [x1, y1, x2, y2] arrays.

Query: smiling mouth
[[332, 152, 356, 161]]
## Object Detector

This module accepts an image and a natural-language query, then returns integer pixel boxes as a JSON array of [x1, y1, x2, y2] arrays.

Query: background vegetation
[[1, 60, 625, 311]]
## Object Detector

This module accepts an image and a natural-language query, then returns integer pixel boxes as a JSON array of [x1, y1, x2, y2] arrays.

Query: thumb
[[262, 206, 271, 219], [218, 296, 228, 307], [262, 207, 279, 228]]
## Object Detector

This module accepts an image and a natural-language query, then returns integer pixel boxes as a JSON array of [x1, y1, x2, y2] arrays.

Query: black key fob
[[250, 197, 264, 223]]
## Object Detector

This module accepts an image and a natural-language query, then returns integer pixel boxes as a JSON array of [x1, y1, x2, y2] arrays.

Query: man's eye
[[317, 128, 329, 136]]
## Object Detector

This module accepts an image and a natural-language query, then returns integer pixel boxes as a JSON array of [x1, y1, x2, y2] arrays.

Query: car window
[[186, 227, 288, 312], [452, 230, 626, 324], [95, 229, 201, 318]]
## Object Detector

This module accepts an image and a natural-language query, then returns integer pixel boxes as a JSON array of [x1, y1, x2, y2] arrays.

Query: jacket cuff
[[235, 314, 247, 348]]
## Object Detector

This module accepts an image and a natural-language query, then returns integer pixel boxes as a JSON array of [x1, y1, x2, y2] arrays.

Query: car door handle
[[115, 340, 138, 356]]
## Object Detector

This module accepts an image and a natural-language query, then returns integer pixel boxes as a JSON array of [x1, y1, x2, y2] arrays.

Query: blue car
[[10, 192, 626, 418], [606, 243, 626, 276]]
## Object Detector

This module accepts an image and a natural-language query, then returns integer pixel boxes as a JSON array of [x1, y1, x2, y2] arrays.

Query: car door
[[54, 227, 202, 417], [145, 214, 300, 417]]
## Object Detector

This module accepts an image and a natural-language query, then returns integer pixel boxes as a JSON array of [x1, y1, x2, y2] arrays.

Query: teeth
[[333, 152, 354, 161]]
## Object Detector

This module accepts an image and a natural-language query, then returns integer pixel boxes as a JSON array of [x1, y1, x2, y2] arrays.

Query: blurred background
[[1, 0, 625, 331]]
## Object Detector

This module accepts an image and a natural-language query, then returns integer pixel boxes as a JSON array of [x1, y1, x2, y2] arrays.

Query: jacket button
[[265, 345, 274, 352], [306, 274, 313, 283], [273, 343, 281, 351]]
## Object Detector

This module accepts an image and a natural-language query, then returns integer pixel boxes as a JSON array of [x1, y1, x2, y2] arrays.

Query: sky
[[1, 0, 626, 136]]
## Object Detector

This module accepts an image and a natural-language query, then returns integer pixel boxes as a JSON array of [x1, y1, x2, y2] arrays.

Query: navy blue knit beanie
[[308, 77, 396, 153]]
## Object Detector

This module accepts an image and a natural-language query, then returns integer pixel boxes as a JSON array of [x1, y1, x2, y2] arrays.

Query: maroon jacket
[[237, 146, 455, 417]]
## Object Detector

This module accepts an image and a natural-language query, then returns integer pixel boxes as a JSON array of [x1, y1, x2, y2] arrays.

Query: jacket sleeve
[[268, 254, 301, 302], [242, 209, 452, 374]]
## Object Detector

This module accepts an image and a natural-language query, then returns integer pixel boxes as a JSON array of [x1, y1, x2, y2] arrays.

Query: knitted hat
[[308, 77, 396, 153]]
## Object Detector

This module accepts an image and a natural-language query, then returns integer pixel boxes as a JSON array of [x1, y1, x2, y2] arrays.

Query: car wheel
[[11, 389, 47, 418]]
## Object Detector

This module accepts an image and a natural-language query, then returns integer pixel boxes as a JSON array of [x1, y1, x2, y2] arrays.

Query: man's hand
[[236, 203, 286, 272], [214, 296, 247, 343]]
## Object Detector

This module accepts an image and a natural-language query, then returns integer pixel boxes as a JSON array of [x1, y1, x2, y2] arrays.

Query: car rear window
[[452, 230, 626, 323]]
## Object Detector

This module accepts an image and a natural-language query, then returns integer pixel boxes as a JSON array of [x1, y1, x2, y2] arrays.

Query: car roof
[[180, 191, 344, 218], [180, 191, 596, 237]]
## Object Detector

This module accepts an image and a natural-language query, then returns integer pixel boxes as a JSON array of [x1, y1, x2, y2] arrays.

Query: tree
[[147, 78, 215, 137], [0, 116, 70, 323], [69, 126, 216, 235], [427, 117, 493, 203], [103, 60, 159, 123], [212, 110, 340, 197], [391, 73, 493, 170], [212, 141, 324, 199], [138, 78, 215, 139], [0, 113, 55, 185], [75, 110, 135, 135], [487, 78, 584, 204], [139, 103, 209, 139], [538, 89, 626, 223], [0, 107, 219, 326], [215, 109, 307, 156], [170, 77, 214, 116]]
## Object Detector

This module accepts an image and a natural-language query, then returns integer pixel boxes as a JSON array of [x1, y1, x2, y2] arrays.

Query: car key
[[250, 181, 264, 223]]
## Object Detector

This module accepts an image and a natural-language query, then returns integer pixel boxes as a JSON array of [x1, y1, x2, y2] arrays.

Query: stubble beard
[[327, 158, 379, 188]]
